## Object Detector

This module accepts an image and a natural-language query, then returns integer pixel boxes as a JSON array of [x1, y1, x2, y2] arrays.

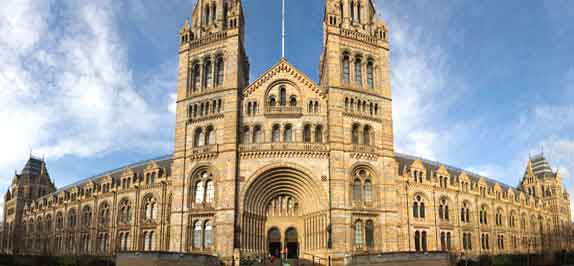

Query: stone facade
[[1, 0, 572, 264]]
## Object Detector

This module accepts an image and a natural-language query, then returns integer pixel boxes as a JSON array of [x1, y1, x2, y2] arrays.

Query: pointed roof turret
[[529, 153, 553, 178], [20, 156, 50, 180]]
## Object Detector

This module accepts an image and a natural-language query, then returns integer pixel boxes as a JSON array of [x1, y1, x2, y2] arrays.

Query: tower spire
[[281, 0, 286, 58]]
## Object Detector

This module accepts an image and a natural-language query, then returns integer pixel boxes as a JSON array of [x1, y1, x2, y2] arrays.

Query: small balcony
[[190, 144, 219, 155], [264, 106, 303, 117], [352, 144, 376, 154], [239, 143, 328, 152]]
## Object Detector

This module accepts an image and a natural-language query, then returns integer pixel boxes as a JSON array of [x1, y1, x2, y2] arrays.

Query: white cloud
[[0, 0, 174, 185], [380, 2, 467, 161]]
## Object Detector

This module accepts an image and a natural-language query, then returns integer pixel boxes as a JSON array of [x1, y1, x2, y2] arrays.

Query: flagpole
[[282, 0, 285, 58]]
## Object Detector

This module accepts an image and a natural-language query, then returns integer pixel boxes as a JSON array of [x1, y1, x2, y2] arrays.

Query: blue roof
[[55, 154, 172, 193]]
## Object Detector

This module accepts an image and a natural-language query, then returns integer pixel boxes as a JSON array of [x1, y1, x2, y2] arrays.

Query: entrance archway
[[268, 227, 282, 257], [240, 165, 329, 256], [285, 227, 298, 259]]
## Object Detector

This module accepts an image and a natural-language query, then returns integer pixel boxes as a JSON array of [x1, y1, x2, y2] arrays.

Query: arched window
[[367, 60, 374, 89], [413, 195, 425, 218], [289, 96, 297, 107], [363, 125, 371, 145], [352, 124, 360, 144], [315, 125, 323, 143], [279, 86, 287, 106], [82, 206, 92, 228], [242, 126, 250, 144], [206, 126, 215, 145], [118, 199, 131, 225], [342, 53, 350, 83], [365, 220, 374, 248], [253, 125, 262, 144], [56, 212, 64, 230], [204, 221, 213, 248], [303, 125, 311, 143], [192, 63, 201, 92], [354, 220, 364, 247], [193, 221, 203, 249], [480, 206, 488, 225], [269, 96, 277, 107], [355, 57, 362, 85], [461, 202, 470, 223], [414, 231, 421, 252], [195, 181, 205, 204], [203, 59, 212, 88], [143, 196, 156, 221], [438, 198, 449, 221], [205, 180, 214, 203], [422, 231, 427, 252], [284, 124, 293, 142], [272, 124, 281, 143], [353, 179, 362, 202], [345, 98, 349, 111], [194, 128, 204, 147], [215, 57, 224, 86], [204, 6, 210, 25], [314, 101, 319, 113], [99, 203, 110, 226], [364, 180, 372, 203]]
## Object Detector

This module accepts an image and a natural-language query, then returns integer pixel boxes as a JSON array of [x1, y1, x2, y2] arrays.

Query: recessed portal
[[285, 227, 298, 259], [268, 227, 282, 257]]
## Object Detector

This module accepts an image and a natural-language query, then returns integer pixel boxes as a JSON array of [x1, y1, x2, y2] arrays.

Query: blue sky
[[0, 0, 573, 216]]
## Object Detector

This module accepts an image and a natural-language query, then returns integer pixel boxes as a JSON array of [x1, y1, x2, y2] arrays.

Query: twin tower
[[173, 0, 393, 261]]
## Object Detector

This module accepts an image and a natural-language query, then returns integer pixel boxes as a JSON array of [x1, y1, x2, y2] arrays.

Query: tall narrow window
[[284, 124, 292, 142], [342, 54, 350, 83], [367, 61, 374, 89], [223, 2, 228, 28], [253, 125, 262, 144], [415, 231, 421, 252], [242, 126, 250, 144], [303, 125, 311, 143], [205, 180, 214, 203], [355, 57, 362, 85], [193, 221, 203, 249], [279, 87, 287, 106], [211, 5, 216, 24], [315, 125, 323, 143], [194, 128, 204, 147], [353, 179, 362, 202], [204, 6, 210, 26], [289, 96, 297, 107], [204, 221, 213, 248], [215, 57, 224, 86], [203, 60, 212, 88], [422, 231, 427, 252], [195, 181, 205, 204], [365, 220, 374, 248], [352, 124, 360, 144], [350, 2, 355, 23], [364, 180, 372, 202], [206, 126, 215, 145], [363, 126, 371, 145], [354, 220, 364, 247], [272, 125, 280, 143]]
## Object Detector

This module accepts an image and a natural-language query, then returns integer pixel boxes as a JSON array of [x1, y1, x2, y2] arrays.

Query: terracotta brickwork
[[2, 0, 571, 264]]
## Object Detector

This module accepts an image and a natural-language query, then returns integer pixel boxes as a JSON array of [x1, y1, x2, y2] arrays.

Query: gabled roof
[[243, 58, 326, 99], [395, 153, 517, 192], [20, 157, 49, 179]]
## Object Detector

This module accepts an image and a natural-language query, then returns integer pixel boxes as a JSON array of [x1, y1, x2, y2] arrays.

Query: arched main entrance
[[268, 227, 282, 257], [240, 165, 329, 257], [285, 227, 298, 259]]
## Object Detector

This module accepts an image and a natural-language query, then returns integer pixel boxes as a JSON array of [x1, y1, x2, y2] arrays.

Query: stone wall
[[116, 252, 220, 266]]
